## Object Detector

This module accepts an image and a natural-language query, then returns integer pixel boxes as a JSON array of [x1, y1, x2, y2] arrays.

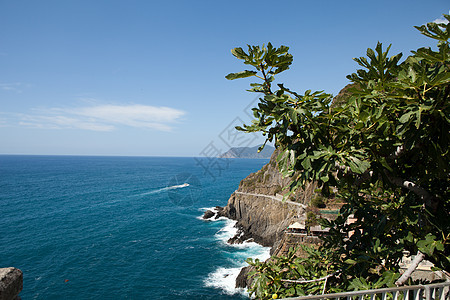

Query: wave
[[204, 266, 247, 296], [215, 218, 239, 243], [203, 216, 271, 296], [197, 207, 228, 221]]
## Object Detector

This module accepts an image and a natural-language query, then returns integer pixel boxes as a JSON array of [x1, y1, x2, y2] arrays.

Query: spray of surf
[[201, 214, 271, 295]]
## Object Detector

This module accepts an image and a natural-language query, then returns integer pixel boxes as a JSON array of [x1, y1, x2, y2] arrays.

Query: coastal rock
[[227, 228, 252, 244], [214, 206, 225, 219], [0, 267, 23, 300], [202, 210, 215, 220], [202, 206, 225, 220], [236, 266, 252, 288]]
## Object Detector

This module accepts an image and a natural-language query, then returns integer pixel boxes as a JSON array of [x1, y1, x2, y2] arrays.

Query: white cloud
[[0, 83, 25, 93], [0, 117, 7, 127], [8, 104, 186, 132], [65, 105, 185, 130]]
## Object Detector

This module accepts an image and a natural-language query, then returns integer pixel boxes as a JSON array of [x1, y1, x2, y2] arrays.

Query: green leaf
[[436, 241, 444, 252], [347, 156, 370, 174], [231, 47, 248, 59], [359, 111, 369, 122], [414, 109, 421, 129], [301, 157, 311, 169], [320, 174, 329, 182], [225, 70, 257, 80], [399, 111, 415, 123]]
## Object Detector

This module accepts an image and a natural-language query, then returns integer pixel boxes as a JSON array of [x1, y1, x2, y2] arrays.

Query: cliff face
[[208, 149, 320, 288], [236, 150, 316, 205], [223, 192, 303, 248], [217, 150, 315, 249]]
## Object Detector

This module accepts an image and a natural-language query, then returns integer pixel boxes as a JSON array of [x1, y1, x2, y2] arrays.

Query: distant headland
[[219, 145, 274, 159]]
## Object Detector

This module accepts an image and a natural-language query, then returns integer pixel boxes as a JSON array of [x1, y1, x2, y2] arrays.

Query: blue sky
[[0, 1, 448, 156]]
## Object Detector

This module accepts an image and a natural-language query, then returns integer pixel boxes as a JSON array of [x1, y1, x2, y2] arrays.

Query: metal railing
[[283, 281, 450, 300]]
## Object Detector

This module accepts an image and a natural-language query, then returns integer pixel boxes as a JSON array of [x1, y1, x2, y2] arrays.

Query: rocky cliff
[[221, 191, 304, 248], [219, 149, 316, 243], [229, 149, 316, 204], [204, 149, 318, 288]]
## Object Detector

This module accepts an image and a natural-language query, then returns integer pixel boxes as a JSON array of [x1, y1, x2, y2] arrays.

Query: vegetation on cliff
[[226, 15, 450, 299]]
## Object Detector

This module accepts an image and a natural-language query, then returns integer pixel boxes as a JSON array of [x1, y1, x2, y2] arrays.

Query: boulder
[[202, 210, 215, 219], [0, 268, 22, 300]]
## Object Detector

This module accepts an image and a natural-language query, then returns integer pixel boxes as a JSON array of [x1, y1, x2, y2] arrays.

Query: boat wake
[[134, 183, 190, 197]]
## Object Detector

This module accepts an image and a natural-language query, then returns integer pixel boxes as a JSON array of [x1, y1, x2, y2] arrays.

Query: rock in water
[[0, 267, 23, 300], [202, 210, 216, 219]]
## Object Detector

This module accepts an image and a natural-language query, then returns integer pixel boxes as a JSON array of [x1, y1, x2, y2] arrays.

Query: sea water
[[0, 155, 270, 299]]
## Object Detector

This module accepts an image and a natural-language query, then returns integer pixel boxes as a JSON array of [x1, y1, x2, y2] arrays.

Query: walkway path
[[234, 191, 307, 208]]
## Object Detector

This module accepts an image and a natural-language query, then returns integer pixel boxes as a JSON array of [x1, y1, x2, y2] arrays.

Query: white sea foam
[[215, 218, 238, 243], [203, 217, 271, 296], [204, 266, 247, 295], [197, 207, 228, 221], [199, 207, 218, 212]]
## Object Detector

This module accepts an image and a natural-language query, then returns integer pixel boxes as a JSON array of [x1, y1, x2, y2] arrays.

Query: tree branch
[[388, 145, 405, 160], [260, 63, 272, 94], [281, 270, 340, 284], [386, 175, 437, 211], [395, 251, 425, 286]]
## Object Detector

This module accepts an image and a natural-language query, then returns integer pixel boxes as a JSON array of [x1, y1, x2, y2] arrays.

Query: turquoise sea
[[0, 155, 270, 299]]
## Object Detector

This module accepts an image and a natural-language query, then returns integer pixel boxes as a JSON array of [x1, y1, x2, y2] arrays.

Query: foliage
[[226, 15, 450, 299], [305, 210, 318, 230], [246, 247, 341, 299], [310, 194, 326, 208]]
